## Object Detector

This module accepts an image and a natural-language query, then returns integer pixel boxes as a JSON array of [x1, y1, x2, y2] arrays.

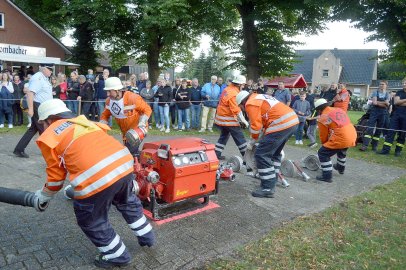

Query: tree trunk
[[236, 1, 261, 81], [147, 36, 161, 85]]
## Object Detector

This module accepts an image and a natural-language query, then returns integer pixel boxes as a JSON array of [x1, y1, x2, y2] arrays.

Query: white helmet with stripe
[[236, 90, 250, 105], [38, 99, 71, 121]]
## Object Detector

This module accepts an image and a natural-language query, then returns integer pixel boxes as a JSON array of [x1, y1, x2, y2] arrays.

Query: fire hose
[[0, 187, 49, 212]]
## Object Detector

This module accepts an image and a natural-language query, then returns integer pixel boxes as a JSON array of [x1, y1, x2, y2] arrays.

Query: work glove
[[246, 138, 257, 151], [164, 103, 169, 107], [35, 189, 54, 205], [138, 114, 149, 129], [237, 111, 249, 129]]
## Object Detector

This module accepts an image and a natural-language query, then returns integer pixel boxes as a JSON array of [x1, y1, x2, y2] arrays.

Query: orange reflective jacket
[[100, 91, 152, 138], [214, 84, 241, 126], [333, 88, 350, 112], [245, 94, 299, 140], [36, 116, 134, 199], [318, 106, 357, 149]]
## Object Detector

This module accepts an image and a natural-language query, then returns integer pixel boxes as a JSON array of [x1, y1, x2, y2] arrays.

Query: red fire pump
[[133, 137, 219, 219]]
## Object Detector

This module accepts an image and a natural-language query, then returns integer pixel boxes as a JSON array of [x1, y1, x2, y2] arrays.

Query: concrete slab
[[0, 133, 404, 269]]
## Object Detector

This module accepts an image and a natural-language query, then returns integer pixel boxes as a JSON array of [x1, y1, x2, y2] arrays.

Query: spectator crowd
[[1, 66, 404, 158]]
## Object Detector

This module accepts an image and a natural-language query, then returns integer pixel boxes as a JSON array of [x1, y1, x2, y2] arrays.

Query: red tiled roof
[[265, 74, 307, 88]]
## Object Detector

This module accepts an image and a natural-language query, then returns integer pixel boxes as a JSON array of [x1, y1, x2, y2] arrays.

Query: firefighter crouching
[[214, 75, 252, 171], [236, 92, 299, 198], [34, 99, 155, 268], [314, 98, 357, 182], [100, 77, 152, 155]]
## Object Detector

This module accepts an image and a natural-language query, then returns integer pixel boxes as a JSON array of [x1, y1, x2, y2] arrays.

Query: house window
[[322, 69, 329, 77], [0, 13, 4, 29]]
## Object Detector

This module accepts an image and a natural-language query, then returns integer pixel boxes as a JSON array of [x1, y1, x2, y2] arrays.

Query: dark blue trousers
[[215, 125, 247, 158], [255, 125, 297, 190], [382, 113, 406, 153], [73, 173, 154, 264], [318, 146, 347, 179], [363, 109, 387, 148]]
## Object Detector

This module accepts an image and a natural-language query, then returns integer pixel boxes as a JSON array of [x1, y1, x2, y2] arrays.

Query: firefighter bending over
[[34, 99, 155, 268], [236, 92, 299, 198], [214, 75, 252, 171], [314, 98, 357, 182], [100, 77, 152, 155]]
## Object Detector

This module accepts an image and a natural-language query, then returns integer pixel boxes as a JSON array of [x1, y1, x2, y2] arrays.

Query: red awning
[[265, 74, 307, 88]]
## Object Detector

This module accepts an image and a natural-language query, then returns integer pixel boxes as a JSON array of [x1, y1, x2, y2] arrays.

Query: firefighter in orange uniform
[[236, 91, 299, 198], [34, 99, 155, 268], [332, 82, 350, 112], [100, 77, 152, 155], [214, 75, 249, 160], [314, 98, 357, 182]]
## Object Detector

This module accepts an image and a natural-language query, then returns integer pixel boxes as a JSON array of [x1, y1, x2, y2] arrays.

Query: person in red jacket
[[34, 99, 155, 268], [100, 77, 152, 155], [236, 91, 299, 198], [332, 82, 350, 112], [314, 98, 357, 182], [214, 75, 249, 160]]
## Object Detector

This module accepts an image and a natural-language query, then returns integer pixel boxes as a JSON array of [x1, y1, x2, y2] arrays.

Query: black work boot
[[94, 255, 131, 269], [251, 188, 275, 198], [394, 146, 402, 157], [359, 145, 367, 151], [316, 171, 332, 183], [333, 164, 345, 174], [377, 145, 390, 155], [371, 142, 378, 152]]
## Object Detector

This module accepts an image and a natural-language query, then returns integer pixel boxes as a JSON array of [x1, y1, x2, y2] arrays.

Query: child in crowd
[[292, 91, 310, 144], [306, 109, 318, 148]]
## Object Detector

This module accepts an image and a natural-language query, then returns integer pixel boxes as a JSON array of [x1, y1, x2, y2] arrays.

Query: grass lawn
[[207, 110, 406, 270], [207, 177, 406, 270]]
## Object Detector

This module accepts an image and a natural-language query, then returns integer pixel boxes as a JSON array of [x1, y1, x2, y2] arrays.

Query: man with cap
[[100, 77, 152, 155], [34, 99, 155, 268], [314, 98, 357, 182], [236, 91, 299, 198], [13, 65, 53, 158], [214, 75, 249, 162]]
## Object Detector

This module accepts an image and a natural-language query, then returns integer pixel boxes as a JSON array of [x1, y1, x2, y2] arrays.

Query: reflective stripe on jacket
[[318, 106, 357, 149], [101, 91, 152, 139], [214, 84, 241, 126], [245, 94, 299, 139], [36, 116, 134, 199]]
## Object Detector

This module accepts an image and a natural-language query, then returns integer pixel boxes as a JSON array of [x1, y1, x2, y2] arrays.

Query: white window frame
[[322, 69, 329, 77], [0, 13, 4, 29]]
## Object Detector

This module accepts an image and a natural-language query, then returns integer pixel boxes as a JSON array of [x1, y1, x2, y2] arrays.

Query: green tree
[[59, 0, 104, 73], [378, 61, 406, 80], [328, 0, 406, 63], [177, 48, 233, 83], [93, 0, 206, 84], [210, 0, 329, 80], [13, 0, 66, 38], [70, 22, 99, 74]]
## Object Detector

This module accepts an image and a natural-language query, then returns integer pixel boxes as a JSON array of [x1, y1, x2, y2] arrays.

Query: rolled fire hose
[[227, 155, 244, 173], [301, 154, 321, 171], [0, 187, 48, 212], [244, 144, 286, 173], [280, 159, 297, 177]]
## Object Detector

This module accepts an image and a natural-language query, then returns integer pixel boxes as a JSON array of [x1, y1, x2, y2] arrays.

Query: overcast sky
[[62, 20, 387, 60], [191, 21, 388, 57]]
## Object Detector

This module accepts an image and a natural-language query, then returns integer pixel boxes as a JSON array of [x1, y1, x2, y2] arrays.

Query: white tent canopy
[[0, 53, 79, 66]]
